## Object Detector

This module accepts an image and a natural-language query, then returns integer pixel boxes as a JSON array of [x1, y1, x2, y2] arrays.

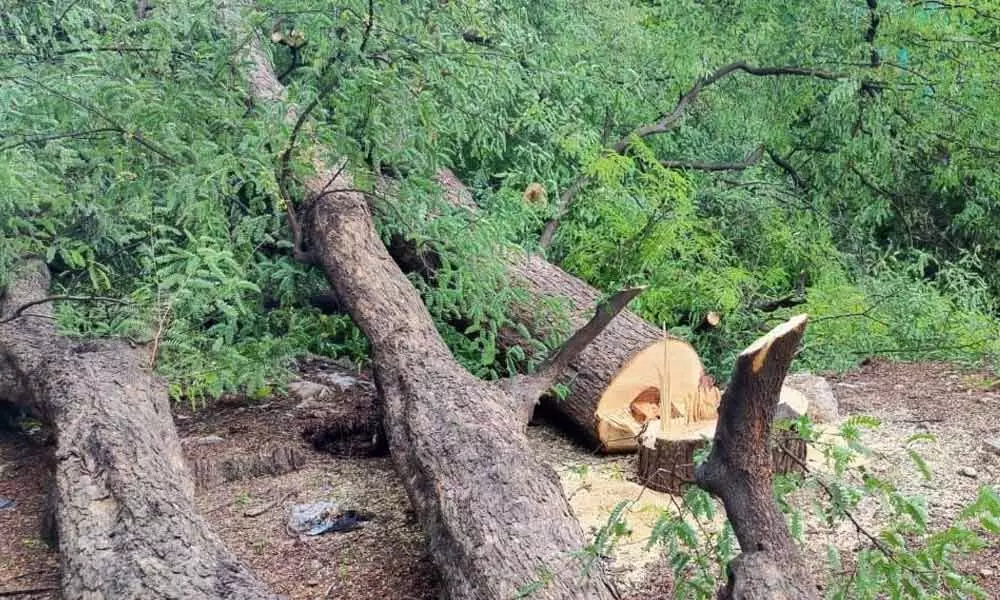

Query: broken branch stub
[[694, 314, 819, 600]]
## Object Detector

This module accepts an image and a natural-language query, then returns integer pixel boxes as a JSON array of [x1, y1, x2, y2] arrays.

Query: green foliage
[[622, 416, 998, 599], [6, 0, 1000, 400], [4, 0, 1000, 596]]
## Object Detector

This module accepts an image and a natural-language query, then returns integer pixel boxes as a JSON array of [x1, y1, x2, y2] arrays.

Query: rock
[[785, 373, 839, 423], [958, 466, 978, 479], [980, 568, 994, 578], [776, 387, 808, 421], [985, 439, 1000, 457]]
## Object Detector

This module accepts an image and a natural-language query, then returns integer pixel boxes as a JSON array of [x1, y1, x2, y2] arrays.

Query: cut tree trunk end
[[0, 260, 276, 600], [638, 353, 810, 493], [695, 314, 819, 600]]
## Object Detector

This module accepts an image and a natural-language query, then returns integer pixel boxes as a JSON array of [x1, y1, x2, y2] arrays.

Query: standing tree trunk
[[219, 5, 619, 597], [694, 315, 819, 600], [0, 261, 276, 600]]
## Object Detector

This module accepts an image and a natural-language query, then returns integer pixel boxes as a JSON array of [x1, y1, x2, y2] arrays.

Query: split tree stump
[[637, 379, 809, 494], [637, 422, 808, 494]]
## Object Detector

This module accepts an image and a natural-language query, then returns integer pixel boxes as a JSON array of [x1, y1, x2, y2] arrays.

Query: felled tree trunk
[[0, 261, 276, 600], [221, 7, 618, 597], [387, 170, 721, 453], [694, 315, 819, 600], [304, 174, 618, 599]]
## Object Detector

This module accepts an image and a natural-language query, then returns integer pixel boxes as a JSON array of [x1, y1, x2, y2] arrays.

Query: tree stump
[[637, 420, 808, 494]]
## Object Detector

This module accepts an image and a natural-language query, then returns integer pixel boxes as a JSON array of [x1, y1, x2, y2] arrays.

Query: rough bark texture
[[637, 428, 807, 494], [305, 172, 618, 599], [637, 437, 705, 494], [0, 260, 276, 600], [694, 315, 819, 600]]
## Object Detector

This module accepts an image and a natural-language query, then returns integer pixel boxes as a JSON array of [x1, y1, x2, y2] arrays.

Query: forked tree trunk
[[220, 7, 619, 598], [695, 315, 819, 600], [0, 261, 276, 600]]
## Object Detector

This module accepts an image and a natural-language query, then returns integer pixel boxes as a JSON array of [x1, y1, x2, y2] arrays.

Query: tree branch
[[613, 62, 849, 154], [660, 144, 764, 172], [694, 314, 818, 599], [541, 62, 855, 247], [0, 295, 128, 325], [765, 147, 808, 189]]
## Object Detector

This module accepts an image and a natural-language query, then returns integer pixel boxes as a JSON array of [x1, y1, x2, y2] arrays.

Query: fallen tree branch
[[0, 261, 276, 599], [752, 292, 806, 313], [220, 3, 619, 597], [659, 144, 764, 172]]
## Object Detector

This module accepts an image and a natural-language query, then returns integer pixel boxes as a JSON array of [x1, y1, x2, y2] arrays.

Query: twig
[[147, 301, 172, 370], [243, 491, 295, 518], [358, 0, 375, 54], [0, 295, 127, 324], [766, 147, 808, 189], [0, 128, 123, 153], [0, 587, 60, 598], [777, 445, 893, 557], [659, 144, 764, 172]]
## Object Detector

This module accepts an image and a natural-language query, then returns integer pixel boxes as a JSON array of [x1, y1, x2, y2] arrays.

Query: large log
[[389, 170, 721, 453], [694, 315, 819, 599], [221, 6, 618, 597], [0, 261, 276, 599]]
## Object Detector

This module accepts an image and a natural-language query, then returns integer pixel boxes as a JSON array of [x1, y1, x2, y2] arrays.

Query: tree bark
[[637, 425, 806, 495], [694, 315, 818, 600], [303, 171, 618, 599], [0, 260, 276, 600]]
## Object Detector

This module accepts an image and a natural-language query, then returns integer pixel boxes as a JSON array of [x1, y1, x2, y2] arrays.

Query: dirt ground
[[1, 359, 998, 598]]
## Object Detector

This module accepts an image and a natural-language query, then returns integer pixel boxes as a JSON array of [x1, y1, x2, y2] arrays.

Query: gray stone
[[958, 466, 978, 479], [785, 373, 839, 423], [288, 379, 331, 403]]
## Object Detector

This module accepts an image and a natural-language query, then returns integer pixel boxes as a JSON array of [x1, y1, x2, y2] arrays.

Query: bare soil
[[1, 359, 997, 598]]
